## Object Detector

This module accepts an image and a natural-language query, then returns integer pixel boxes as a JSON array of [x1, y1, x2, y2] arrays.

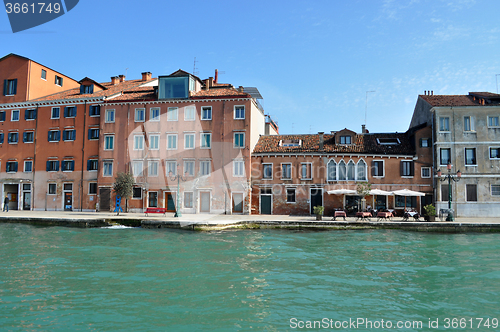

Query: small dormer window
[[80, 84, 94, 94], [376, 138, 400, 145], [280, 139, 301, 147], [340, 136, 351, 144], [158, 76, 195, 99]]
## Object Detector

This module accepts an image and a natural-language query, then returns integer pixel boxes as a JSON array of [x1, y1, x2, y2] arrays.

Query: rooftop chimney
[[141, 72, 152, 81], [215, 69, 218, 84], [119, 75, 125, 83], [318, 132, 324, 151], [111, 76, 120, 85], [238, 86, 244, 92], [362, 124, 367, 134]]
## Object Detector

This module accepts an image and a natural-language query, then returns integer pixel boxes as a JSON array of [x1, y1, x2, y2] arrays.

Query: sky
[[2, 0, 500, 135]]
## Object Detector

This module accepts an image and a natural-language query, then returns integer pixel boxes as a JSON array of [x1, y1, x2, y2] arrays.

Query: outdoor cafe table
[[356, 212, 372, 220], [333, 211, 346, 221], [377, 211, 393, 220]]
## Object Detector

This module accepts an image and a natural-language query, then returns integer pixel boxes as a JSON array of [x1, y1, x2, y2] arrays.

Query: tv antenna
[[496, 74, 500, 93], [365, 90, 376, 126], [193, 57, 199, 76]]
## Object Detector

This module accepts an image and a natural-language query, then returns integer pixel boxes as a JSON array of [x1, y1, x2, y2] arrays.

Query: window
[[150, 107, 160, 121], [376, 138, 400, 145], [396, 195, 416, 208], [167, 134, 177, 150], [24, 160, 32, 172], [357, 160, 367, 181], [421, 167, 431, 178], [48, 130, 60, 142], [490, 147, 500, 159], [184, 192, 194, 208], [41, 69, 46, 80], [89, 105, 100, 116], [234, 106, 245, 119], [149, 134, 159, 150], [201, 106, 212, 120], [167, 107, 178, 121], [11, 110, 19, 121], [48, 183, 57, 195], [234, 132, 245, 148], [132, 161, 143, 176], [0, 111, 5, 121], [8, 132, 18, 144], [55, 75, 63, 86], [441, 184, 450, 202], [3, 79, 17, 95], [23, 131, 34, 143], [51, 107, 60, 119], [300, 163, 312, 179], [104, 135, 114, 150], [340, 136, 351, 144], [89, 183, 97, 195], [327, 160, 337, 181], [88, 128, 99, 140], [439, 117, 450, 131], [281, 163, 291, 179], [185, 106, 195, 121], [46, 160, 59, 172], [62, 160, 75, 172], [464, 116, 475, 131], [87, 159, 98, 171], [234, 160, 244, 177], [184, 161, 195, 176], [0, 133, 3, 144], [158, 76, 193, 99], [263, 163, 273, 180], [103, 161, 113, 177], [64, 106, 76, 118], [184, 133, 195, 149], [201, 133, 211, 149], [488, 116, 500, 127], [135, 108, 145, 122], [81, 85, 93, 94], [25, 109, 36, 120], [6, 161, 18, 173], [419, 138, 430, 147], [465, 148, 476, 165], [133, 187, 142, 199], [466, 184, 477, 202], [401, 160, 414, 177], [286, 188, 296, 203], [62, 129, 76, 141], [347, 161, 355, 180], [372, 160, 384, 177], [166, 161, 177, 176], [338, 160, 347, 180], [440, 148, 451, 165], [105, 109, 115, 123], [148, 161, 159, 177], [200, 160, 211, 176], [134, 135, 144, 150], [491, 185, 500, 196]]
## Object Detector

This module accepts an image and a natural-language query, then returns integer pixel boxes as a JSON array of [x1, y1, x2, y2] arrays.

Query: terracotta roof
[[191, 87, 250, 99], [420, 92, 500, 107], [107, 86, 156, 102], [253, 132, 413, 155]]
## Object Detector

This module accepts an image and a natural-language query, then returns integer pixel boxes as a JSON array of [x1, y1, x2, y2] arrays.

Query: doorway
[[63, 183, 73, 211], [165, 192, 176, 212], [22, 183, 31, 210], [148, 192, 158, 207], [99, 188, 111, 211], [4, 184, 19, 211], [310, 188, 323, 214], [200, 192, 211, 213], [232, 193, 243, 214]]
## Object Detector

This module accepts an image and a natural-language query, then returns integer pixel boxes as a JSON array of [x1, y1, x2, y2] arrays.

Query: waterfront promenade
[[0, 210, 499, 232]]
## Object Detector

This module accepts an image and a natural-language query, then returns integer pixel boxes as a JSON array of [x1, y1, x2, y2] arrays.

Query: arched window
[[347, 160, 355, 181], [357, 159, 367, 181], [338, 160, 346, 181], [327, 160, 337, 181]]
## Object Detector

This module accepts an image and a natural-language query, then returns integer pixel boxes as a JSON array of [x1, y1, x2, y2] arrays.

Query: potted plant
[[356, 182, 372, 211], [423, 204, 436, 222], [313, 205, 324, 221]]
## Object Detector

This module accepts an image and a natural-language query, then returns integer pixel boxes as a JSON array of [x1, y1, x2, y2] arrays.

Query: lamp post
[[169, 164, 187, 217], [436, 163, 461, 221]]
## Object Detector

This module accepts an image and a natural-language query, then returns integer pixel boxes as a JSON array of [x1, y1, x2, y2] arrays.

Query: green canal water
[[0, 224, 499, 331]]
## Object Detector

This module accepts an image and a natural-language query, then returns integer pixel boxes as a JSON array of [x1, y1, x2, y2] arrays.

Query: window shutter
[[55, 161, 59, 171], [90, 85, 94, 94], [60, 77, 63, 86], [13, 79, 17, 95], [80, 85, 84, 94], [371, 161, 376, 176], [14, 162, 18, 172], [410, 161, 414, 176], [46, 161, 50, 171], [0, 133, 3, 144], [88, 129, 91, 140], [400, 161, 404, 176], [24, 109, 27, 120], [33, 109, 36, 119], [0, 112, 4, 121], [71, 161, 75, 170], [87, 160, 91, 171], [56, 131, 60, 141], [72, 130, 76, 140], [48, 131, 51, 141], [23, 132, 27, 142], [3, 80, 7, 96]]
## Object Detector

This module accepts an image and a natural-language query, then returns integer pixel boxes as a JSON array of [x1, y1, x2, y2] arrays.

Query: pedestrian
[[3, 195, 9, 212]]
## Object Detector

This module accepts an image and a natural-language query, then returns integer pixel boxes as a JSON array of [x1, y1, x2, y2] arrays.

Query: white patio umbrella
[[369, 189, 392, 196], [327, 189, 357, 211], [391, 189, 425, 210]]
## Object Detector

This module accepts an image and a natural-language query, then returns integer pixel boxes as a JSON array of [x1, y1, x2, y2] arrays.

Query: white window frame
[[51, 107, 60, 119], [234, 105, 245, 120], [105, 109, 115, 123], [464, 116, 475, 132], [41, 69, 47, 80], [372, 160, 384, 178], [440, 148, 451, 166], [167, 107, 178, 121], [103, 161, 113, 177], [234, 132, 245, 148], [24, 160, 33, 172], [132, 187, 142, 200], [200, 160, 211, 176], [48, 183, 57, 195], [184, 192, 194, 208], [356, 159, 367, 181], [11, 110, 19, 122], [286, 187, 296, 204], [166, 160, 177, 176], [167, 134, 178, 150], [104, 135, 114, 150], [300, 162, 312, 180], [491, 185, 500, 196], [24, 131, 34, 143], [184, 106, 195, 121], [439, 117, 450, 132], [184, 160, 195, 176], [327, 159, 337, 181], [150, 107, 160, 122], [489, 146, 500, 159], [149, 134, 160, 150], [8, 132, 19, 144], [184, 133, 195, 149], [135, 108, 145, 122], [233, 160, 245, 177], [88, 182, 98, 195], [132, 160, 143, 177], [148, 160, 159, 177], [201, 106, 212, 120], [488, 116, 500, 128], [201, 132, 211, 149], [281, 163, 292, 180], [263, 163, 273, 180], [465, 147, 477, 166], [421, 167, 431, 178], [133, 135, 144, 150]]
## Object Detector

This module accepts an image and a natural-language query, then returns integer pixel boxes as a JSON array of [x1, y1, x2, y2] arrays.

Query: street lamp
[[436, 163, 461, 221], [169, 164, 187, 217]]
